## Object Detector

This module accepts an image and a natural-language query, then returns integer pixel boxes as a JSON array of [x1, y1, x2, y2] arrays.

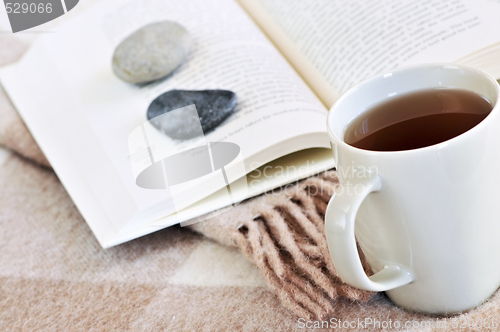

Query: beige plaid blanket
[[2, 28, 500, 332]]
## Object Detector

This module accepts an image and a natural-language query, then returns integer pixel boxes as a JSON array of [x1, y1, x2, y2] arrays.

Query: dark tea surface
[[344, 88, 492, 151]]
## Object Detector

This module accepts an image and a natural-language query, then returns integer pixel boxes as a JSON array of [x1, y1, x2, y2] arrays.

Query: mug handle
[[325, 175, 414, 291]]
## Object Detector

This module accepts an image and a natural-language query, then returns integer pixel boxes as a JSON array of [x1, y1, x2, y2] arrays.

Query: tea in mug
[[344, 88, 492, 151]]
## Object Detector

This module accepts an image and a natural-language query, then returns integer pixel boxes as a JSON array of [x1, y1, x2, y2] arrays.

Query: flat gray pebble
[[112, 21, 192, 84], [147, 89, 238, 139]]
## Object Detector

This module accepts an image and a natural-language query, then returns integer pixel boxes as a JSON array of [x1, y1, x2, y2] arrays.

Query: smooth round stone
[[112, 21, 192, 84], [147, 89, 238, 140]]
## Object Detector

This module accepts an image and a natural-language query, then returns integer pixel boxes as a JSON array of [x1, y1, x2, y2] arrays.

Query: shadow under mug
[[325, 63, 500, 314]]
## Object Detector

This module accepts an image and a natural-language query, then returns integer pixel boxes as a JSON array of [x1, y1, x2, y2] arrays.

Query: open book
[[1, 0, 500, 248]]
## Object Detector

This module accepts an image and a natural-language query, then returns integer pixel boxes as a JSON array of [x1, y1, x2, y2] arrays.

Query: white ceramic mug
[[325, 64, 500, 314]]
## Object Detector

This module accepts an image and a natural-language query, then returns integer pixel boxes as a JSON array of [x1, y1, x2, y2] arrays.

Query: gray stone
[[112, 21, 192, 84], [147, 90, 238, 139]]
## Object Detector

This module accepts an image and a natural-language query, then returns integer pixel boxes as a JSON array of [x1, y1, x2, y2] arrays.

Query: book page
[[240, 0, 500, 107], [0, 0, 331, 246]]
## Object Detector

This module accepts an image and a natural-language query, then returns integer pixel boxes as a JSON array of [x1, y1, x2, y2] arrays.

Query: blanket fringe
[[189, 171, 374, 320]]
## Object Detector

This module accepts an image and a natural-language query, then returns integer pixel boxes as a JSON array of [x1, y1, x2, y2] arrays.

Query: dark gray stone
[[112, 21, 192, 84], [147, 90, 238, 139]]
